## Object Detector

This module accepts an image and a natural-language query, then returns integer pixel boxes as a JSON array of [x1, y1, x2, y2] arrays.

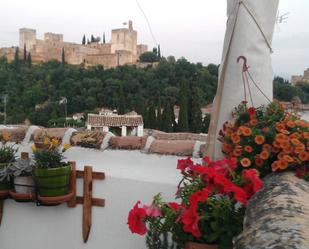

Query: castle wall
[[44, 32, 63, 42], [85, 53, 117, 68], [111, 29, 137, 55], [137, 44, 148, 59]]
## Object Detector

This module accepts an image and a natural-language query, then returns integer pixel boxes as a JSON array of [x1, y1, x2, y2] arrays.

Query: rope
[[240, 1, 274, 53]]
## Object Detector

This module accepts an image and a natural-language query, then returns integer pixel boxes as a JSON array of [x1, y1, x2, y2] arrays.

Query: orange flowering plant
[[219, 101, 309, 180]]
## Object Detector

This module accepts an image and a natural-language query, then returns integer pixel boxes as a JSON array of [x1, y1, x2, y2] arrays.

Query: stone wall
[[234, 172, 309, 249]]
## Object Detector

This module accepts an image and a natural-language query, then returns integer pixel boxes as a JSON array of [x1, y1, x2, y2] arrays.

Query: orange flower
[[240, 158, 251, 167], [249, 119, 258, 126], [282, 155, 294, 163], [271, 161, 279, 171], [231, 134, 240, 144], [278, 152, 286, 159], [290, 132, 300, 139], [291, 138, 300, 146], [280, 129, 290, 135], [283, 146, 294, 154], [255, 135, 265, 145], [302, 132, 309, 140], [244, 145, 253, 153], [262, 127, 270, 133], [294, 144, 305, 154], [275, 123, 286, 132], [233, 150, 242, 157], [242, 127, 252, 136], [273, 141, 281, 148], [260, 150, 270, 160], [255, 157, 264, 167], [286, 120, 296, 128], [262, 144, 272, 151], [280, 140, 290, 149], [299, 151, 308, 161], [278, 159, 289, 170], [275, 133, 288, 142], [223, 143, 233, 153]]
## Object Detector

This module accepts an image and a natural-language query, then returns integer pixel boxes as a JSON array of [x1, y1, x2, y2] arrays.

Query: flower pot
[[14, 176, 35, 195], [34, 165, 71, 197], [185, 242, 218, 249], [0, 163, 10, 191]]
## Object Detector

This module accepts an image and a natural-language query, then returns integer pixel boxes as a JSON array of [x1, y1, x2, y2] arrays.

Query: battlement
[[44, 32, 63, 42]]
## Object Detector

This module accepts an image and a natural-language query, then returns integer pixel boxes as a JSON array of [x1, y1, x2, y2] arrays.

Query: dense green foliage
[[0, 56, 307, 133], [0, 56, 218, 131]]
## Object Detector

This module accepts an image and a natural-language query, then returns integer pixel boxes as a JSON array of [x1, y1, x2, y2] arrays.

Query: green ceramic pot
[[34, 165, 71, 197], [0, 163, 10, 191]]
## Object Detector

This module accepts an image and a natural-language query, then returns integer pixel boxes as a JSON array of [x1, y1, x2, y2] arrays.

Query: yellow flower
[[63, 143, 71, 151], [2, 131, 11, 143], [51, 138, 60, 147], [44, 136, 50, 145], [31, 144, 37, 152]]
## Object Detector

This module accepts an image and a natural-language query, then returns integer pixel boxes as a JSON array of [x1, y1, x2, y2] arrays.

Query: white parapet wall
[[0, 147, 181, 249]]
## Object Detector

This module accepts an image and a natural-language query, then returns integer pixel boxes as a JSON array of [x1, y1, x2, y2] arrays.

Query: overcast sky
[[0, 0, 308, 78]]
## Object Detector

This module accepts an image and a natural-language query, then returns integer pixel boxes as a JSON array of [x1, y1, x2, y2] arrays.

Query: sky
[[0, 0, 308, 79]]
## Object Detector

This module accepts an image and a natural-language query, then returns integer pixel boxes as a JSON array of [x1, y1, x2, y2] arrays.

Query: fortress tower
[[111, 20, 137, 56], [19, 28, 36, 50]]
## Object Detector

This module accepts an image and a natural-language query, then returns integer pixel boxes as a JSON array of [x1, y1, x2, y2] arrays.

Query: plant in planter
[[0, 132, 16, 191], [219, 101, 309, 180], [32, 136, 71, 197], [128, 157, 263, 249], [8, 153, 35, 195]]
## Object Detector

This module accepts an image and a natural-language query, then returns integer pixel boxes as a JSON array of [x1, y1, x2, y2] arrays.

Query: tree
[[91, 35, 95, 43], [147, 105, 157, 129], [158, 45, 161, 58], [201, 114, 211, 133], [139, 52, 158, 63], [82, 35, 86, 45], [61, 47, 65, 64], [177, 81, 189, 132], [27, 52, 32, 67], [103, 32, 106, 44], [14, 47, 19, 69], [87, 39, 90, 44], [189, 87, 203, 133], [161, 102, 173, 132], [23, 44, 27, 62]]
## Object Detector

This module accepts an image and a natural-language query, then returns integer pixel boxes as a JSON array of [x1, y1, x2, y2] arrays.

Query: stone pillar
[[87, 124, 92, 130], [137, 125, 143, 137], [205, 0, 279, 159], [121, 126, 127, 137], [103, 126, 109, 133], [234, 172, 309, 249]]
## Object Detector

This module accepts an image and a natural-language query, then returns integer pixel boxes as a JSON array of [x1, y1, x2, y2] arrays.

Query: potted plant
[[219, 101, 309, 180], [8, 152, 35, 196], [0, 132, 16, 193], [32, 136, 71, 197], [128, 157, 263, 249]]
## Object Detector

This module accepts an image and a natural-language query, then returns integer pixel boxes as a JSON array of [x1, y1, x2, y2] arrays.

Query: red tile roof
[[88, 114, 143, 127]]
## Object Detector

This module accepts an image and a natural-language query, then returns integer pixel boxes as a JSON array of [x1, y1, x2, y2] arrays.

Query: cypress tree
[[91, 35, 95, 43], [23, 44, 27, 62], [202, 114, 211, 133], [87, 39, 90, 44], [103, 32, 106, 44], [118, 85, 126, 114], [156, 106, 162, 130], [61, 47, 65, 64], [189, 87, 203, 133], [82, 35, 86, 45], [27, 52, 32, 67], [177, 81, 189, 132], [158, 45, 161, 58], [14, 47, 19, 69], [161, 102, 173, 132], [147, 105, 157, 129]]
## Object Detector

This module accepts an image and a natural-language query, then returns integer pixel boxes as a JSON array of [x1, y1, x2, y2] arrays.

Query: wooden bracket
[[67, 162, 105, 243]]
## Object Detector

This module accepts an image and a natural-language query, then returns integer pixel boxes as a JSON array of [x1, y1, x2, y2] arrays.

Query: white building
[[87, 113, 143, 137]]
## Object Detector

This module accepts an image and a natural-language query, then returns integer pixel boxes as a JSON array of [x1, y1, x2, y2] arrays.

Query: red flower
[[213, 174, 234, 194], [242, 169, 263, 194], [177, 157, 193, 172], [180, 208, 201, 238], [189, 187, 210, 209], [168, 202, 182, 211], [296, 167, 309, 179], [248, 107, 256, 116], [231, 186, 248, 205], [143, 205, 162, 217], [127, 201, 148, 235]]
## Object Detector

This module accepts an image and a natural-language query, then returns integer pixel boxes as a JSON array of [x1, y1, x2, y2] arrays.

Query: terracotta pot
[[185, 242, 218, 249]]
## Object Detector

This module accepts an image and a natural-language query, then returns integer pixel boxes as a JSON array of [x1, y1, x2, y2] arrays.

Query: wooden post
[[67, 161, 77, 208], [83, 166, 93, 243], [0, 200, 3, 226]]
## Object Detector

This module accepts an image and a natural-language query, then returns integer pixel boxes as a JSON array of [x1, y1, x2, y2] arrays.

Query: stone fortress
[[0, 20, 148, 68], [291, 68, 309, 85]]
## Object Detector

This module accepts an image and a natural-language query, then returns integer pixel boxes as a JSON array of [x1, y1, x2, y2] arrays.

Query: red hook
[[237, 55, 249, 72]]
